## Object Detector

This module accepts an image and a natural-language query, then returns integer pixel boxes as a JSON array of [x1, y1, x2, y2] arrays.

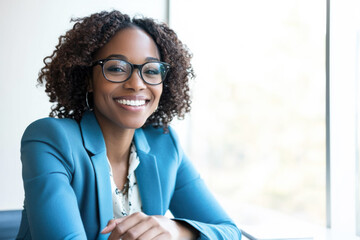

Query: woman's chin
[[121, 120, 148, 130]]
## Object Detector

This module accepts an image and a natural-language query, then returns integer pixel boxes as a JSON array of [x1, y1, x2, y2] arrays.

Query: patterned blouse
[[107, 143, 142, 218]]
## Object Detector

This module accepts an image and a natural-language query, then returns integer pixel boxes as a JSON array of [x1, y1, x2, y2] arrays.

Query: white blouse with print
[[107, 143, 142, 218]]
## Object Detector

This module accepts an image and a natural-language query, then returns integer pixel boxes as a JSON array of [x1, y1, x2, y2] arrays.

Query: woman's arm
[[20, 119, 88, 239], [168, 127, 242, 240]]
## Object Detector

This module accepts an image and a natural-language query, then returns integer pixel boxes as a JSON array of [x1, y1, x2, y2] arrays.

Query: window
[[329, 0, 360, 237], [170, 0, 326, 227]]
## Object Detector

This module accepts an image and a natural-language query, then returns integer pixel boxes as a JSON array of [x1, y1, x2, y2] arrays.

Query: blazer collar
[[80, 111, 106, 155], [80, 111, 151, 155]]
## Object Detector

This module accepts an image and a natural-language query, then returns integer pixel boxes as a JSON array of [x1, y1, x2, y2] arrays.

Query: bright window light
[[170, 0, 326, 227]]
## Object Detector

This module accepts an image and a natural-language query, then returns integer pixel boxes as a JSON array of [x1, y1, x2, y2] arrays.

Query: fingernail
[[100, 226, 108, 234]]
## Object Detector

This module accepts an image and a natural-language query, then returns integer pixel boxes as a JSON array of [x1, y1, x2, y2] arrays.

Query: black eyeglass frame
[[93, 59, 171, 85]]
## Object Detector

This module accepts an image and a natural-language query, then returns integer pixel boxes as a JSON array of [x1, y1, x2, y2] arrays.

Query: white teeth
[[116, 99, 146, 106]]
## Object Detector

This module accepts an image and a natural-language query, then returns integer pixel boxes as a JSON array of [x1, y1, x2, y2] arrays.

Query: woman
[[17, 10, 241, 240]]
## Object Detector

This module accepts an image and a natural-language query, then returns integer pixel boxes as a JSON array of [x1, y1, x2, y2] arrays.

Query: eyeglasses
[[93, 59, 170, 85]]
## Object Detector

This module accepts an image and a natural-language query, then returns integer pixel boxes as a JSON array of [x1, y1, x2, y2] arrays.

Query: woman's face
[[91, 27, 163, 131]]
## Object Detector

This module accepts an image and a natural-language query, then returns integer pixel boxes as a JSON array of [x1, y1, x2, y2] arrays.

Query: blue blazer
[[17, 111, 241, 240]]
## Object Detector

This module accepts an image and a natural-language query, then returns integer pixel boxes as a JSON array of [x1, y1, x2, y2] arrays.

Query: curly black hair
[[38, 10, 194, 132]]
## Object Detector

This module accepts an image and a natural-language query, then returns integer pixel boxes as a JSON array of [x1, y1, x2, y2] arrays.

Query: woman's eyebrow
[[145, 57, 160, 62], [106, 54, 127, 60], [105, 55, 160, 62]]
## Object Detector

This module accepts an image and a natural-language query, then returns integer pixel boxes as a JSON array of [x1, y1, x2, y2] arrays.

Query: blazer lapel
[[91, 153, 112, 239], [80, 112, 113, 238], [134, 128, 164, 215]]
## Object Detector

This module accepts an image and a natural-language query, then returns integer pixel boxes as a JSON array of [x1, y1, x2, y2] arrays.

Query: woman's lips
[[116, 99, 146, 107], [114, 96, 150, 111]]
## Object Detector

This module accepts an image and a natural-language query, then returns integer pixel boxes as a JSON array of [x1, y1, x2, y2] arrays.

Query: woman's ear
[[87, 77, 93, 92], [86, 77, 94, 111]]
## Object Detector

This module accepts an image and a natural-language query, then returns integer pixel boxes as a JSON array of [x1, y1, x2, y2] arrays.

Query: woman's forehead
[[95, 27, 160, 63]]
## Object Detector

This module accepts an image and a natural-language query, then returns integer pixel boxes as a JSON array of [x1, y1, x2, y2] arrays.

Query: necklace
[[115, 179, 129, 195]]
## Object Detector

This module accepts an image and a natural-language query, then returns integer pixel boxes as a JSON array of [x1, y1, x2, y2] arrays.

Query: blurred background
[[170, 0, 326, 228], [1, 0, 359, 239]]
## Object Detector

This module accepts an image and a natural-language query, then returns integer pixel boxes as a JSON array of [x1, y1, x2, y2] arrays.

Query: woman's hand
[[101, 212, 198, 240]]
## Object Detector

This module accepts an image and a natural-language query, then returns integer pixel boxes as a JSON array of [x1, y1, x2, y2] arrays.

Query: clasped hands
[[101, 212, 197, 240]]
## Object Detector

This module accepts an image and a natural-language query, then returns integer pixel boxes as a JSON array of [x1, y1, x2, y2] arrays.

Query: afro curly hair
[[38, 10, 194, 132]]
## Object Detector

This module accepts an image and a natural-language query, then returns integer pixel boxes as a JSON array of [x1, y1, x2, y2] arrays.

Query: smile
[[116, 99, 146, 106]]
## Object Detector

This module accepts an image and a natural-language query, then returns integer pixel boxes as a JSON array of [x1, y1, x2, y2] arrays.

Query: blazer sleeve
[[168, 128, 242, 240], [20, 118, 87, 240]]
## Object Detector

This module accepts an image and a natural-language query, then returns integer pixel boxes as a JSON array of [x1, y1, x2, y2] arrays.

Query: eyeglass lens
[[102, 59, 167, 84]]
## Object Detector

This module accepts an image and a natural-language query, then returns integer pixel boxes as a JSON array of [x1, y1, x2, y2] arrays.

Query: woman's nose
[[123, 69, 146, 91]]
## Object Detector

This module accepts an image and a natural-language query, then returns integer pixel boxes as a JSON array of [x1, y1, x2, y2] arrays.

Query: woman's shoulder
[[28, 116, 77, 126], [22, 117, 80, 142], [25, 116, 79, 132]]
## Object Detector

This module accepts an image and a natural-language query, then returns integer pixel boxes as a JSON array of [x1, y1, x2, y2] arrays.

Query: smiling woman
[[90, 28, 164, 131], [16, 10, 241, 240]]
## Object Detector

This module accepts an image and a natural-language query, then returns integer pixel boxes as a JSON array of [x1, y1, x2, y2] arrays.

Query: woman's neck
[[93, 111, 135, 165], [103, 128, 134, 164], [93, 111, 136, 189]]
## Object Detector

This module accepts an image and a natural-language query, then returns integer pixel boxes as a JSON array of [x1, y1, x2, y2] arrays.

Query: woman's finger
[[101, 219, 117, 234], [105, 213, 185, 240], [107, 213, 149, 239], [101, 218, 126, 234], [152, 232, 174, 240], [135, 224, 168, 240], [121, 216, 161, 240]]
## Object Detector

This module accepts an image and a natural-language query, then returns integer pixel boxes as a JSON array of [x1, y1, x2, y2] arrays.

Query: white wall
[[0, 0, 167, 210]]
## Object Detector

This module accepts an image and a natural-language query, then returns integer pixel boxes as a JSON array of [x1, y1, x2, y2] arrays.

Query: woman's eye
[[144, 68, 160, 75], [106, 66, 125, 73]]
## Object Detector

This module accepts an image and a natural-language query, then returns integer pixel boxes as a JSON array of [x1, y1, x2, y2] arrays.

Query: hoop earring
[[86, 92, 93, 111]]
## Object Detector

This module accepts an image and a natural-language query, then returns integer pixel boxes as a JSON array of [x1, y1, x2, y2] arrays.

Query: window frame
[[328, 0, 360, 237]]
